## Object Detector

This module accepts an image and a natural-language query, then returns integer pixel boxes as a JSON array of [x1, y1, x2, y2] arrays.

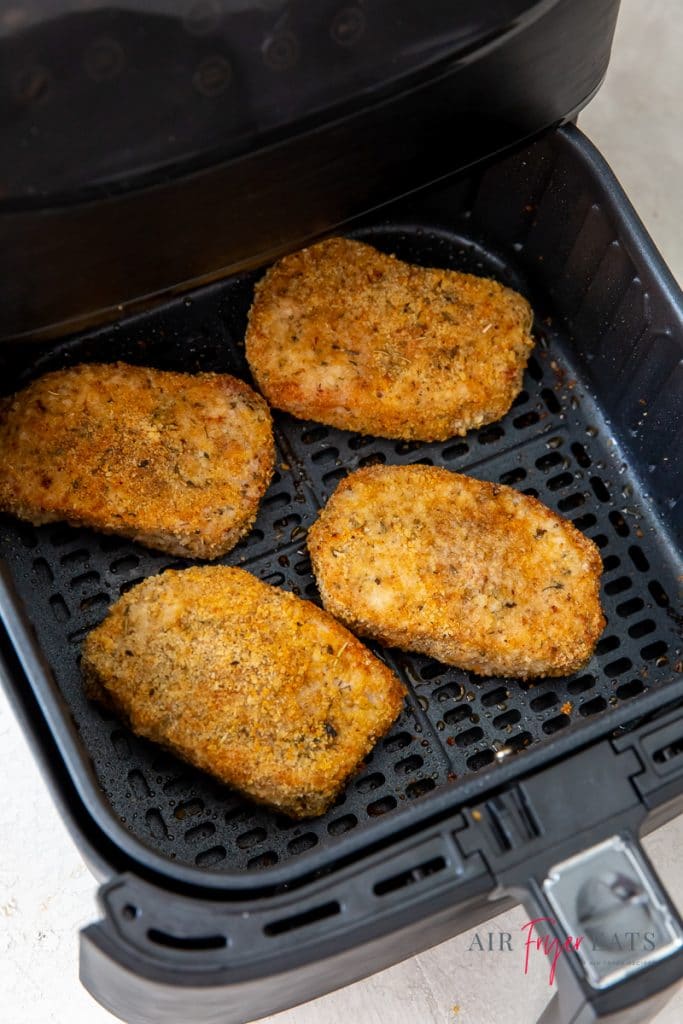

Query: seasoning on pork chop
[[0, 362, 274, 558], [308, 464, 604, 678], [82, 566, 406, 818], [246, 237, 534, 441]]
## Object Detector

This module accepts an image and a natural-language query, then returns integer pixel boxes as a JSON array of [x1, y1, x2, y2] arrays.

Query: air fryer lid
[[1, 0, 620, 339], [3, 0, 563, 201], [2, 0, 610, 202]]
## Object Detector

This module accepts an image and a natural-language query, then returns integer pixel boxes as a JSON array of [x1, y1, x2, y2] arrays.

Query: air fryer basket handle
[[80, 831, 501, 1024], [515, 831, 683, 1024], [455, 712, 683, 1024]]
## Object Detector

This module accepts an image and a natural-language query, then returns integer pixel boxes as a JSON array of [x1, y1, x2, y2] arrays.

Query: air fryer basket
[[1, 125, 682, 1024]]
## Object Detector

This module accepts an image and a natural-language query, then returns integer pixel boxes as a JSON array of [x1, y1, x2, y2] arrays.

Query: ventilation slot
[[493, 709, 521, 729], [327, 814, 357, 836], [652, 737, 683, 766], [481, 686, 509, 707], [148, 929, 226, 951], [648, 581, 670, 608], [110, 554, 140, 573], [536, 451, 563, 472], [173, 798, 204, 819], [374, 856, 446, 896], [348, 433, 374, 450], [617, 597, 644, 618], [604, 657, 632, 677], [628, 619, 655, 639], [513, 411, 540, 430], [442, 441, 469, 460], [367, 796, 397, 816], [478, 425, 504, 444], [541, 388, 561, 413], [499, 467, 527, 486], [406, 778, 437, 799], [32, 558, 54, 583], [543, 714, 570, 734], [301, 425, 328, 444], [359, 452, 386, 468], [248, 851, 278, 869], [433, 681, 464, 702], [382, 731, 412, 752], [467, 749, 495, 771], [145, 809, 169, 841], [61, 548, 89, 568], [185, 822, 216, 844], [394, 754, 423, 775], [558, 493, 585, 512], [236, 828, 267, 850], [128, 769, 151, 798], [579, 696, 608, 716], [628, 546, 650, 572], [605, 576, 632, 596], [547, 472, 573, 491], [287, 833, 318, 856], [454, 726, 483, 747], [616, 679, 645, 700], [642, 641, 668, 662], [570, 442, 591, 467], [311, 446, 339, 465], [590, 477, 610, 502], [595, 635, 620, 656], [195, 846, 227, 867], [395, 440, 425, 455], [355, 772, 385, 793], [49, 593, 71, 622], [530, 692, 559, 713], [444, 705, 475, 727], [264, 901, 340, 937], [602, 554, 620, 573], [506, 732, 532, 752], [609, 510, 630, 536]]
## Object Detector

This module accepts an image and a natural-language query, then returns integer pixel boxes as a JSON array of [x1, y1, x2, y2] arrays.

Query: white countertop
[[2, 3, 682, 1022]]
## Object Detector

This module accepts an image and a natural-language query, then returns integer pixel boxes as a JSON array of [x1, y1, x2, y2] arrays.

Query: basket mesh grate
[[1, 224, 681, 872]]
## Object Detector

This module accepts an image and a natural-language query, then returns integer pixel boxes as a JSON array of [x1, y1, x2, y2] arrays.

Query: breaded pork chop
[[245, 237, 534, 441], [0, 362, 274, 559], [308, 465, 605, 679], [82, 566, 405, 818]]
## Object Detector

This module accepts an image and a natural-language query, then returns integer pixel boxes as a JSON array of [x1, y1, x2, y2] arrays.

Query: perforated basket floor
[[1, 221, 681, 874]]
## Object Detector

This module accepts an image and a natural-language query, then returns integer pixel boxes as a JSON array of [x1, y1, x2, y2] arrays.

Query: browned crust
[[0, 362, 275, 558], [308, 465, 605, 679], [82, 566, 406, 819], [245, 237, 534, 441]]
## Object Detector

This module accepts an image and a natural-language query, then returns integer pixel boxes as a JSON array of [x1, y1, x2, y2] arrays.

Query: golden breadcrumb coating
[[82, 566, 406, 819], [308, 465, 605, 679], [0, 362, 275, 558], [245, 237, 534, 441]]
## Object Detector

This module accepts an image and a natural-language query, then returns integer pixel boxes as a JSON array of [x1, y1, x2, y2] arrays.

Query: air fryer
[[1, 3, 682, 1024]]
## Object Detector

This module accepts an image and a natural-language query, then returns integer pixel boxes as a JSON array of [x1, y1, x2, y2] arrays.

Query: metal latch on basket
[[543, 835, 683, 989]]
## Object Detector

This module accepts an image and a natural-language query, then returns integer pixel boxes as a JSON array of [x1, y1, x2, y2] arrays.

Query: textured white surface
[[1, 2, 682, 1022]]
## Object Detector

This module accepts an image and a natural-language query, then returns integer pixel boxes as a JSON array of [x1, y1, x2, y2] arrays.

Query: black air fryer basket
[[1, 2, 683, 1023]]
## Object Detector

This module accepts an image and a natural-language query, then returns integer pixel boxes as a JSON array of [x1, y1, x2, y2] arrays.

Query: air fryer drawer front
[[0, 125, 682, 1024], [77, 723, 683, 1024]]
